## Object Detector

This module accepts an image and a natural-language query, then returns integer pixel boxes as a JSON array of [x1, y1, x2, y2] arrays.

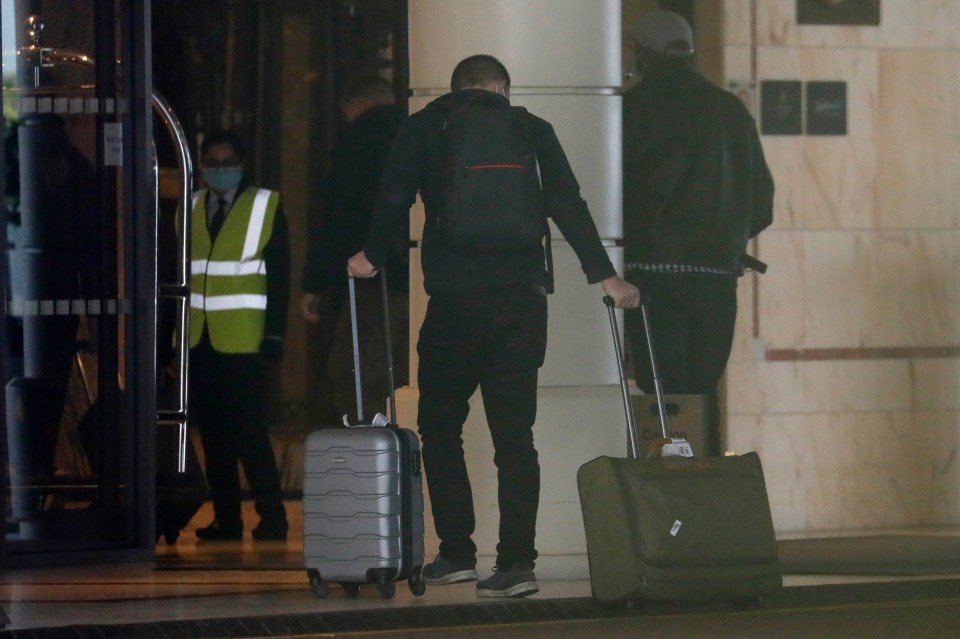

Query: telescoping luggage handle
[[604, 295, 692, 459], [347, 272, 398, 428]]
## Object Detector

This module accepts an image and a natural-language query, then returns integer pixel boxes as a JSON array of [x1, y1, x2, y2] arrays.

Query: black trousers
[[189, 338, 286, 528], [417, 284, 547, 569], [625, 272, 738, 456]]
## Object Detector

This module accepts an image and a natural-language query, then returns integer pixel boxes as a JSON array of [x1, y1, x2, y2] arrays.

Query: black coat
[[622, 63, 774, 272], [302, 103, 407, 294]]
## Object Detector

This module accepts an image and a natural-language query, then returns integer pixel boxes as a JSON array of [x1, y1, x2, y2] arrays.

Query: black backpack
[[439, 103, 548, 253]]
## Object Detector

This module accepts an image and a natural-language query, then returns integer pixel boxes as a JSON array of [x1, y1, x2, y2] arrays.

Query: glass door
[[1, 0, 154, 563]]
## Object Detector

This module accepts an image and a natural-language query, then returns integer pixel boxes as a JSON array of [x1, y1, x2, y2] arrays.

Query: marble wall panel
[[724, 0, 960, 537], [723, 45, 753, 86], [726, 414, 813, 532], [758, 47, 879, 230], [799, 360, 911, 412], [727, 354, 960, 418], [764, 0, 960, 49], [924, 410, 960, 524], [757, 0, 960, 49], [911, 359, 960, 410], [728, 410, 960, 533], [757, 0, 879, 48], [954, 58, 960, 143], [877, 49, 960, 230], [759, 136, 804, 231], [855, 231, 958, 347], [824, 411, 959, 528], [727, 360, 805, 416], [759, 230, 957, 351], [872, 0, 960, 49], [756, 229, 806, 350], [723, 0, 753, 47]]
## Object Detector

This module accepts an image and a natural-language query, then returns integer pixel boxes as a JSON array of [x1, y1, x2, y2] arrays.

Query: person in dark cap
[[631, 8, 696, 59], [622, 10, 775, 454]]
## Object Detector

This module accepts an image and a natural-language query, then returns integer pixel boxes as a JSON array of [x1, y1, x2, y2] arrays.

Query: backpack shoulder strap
[[507, 107, 554, 292]]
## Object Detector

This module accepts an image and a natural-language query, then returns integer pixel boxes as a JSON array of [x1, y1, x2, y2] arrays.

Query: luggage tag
[[646, 437, 695, 458], [342, 413, 392, 428]]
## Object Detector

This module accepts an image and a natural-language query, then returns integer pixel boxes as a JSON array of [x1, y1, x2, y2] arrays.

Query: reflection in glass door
[[2, 0, 154, 562]]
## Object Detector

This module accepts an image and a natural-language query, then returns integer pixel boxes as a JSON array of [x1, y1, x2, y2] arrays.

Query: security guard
[[189, 129, 290, 541]]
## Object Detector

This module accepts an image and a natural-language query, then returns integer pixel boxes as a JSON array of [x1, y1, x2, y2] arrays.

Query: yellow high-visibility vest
[[189, 187, 279, 353]]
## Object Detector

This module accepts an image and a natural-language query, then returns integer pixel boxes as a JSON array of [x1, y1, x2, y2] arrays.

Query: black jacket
[[302, 103, 407, 294], [365, 89, 615, 295], [622, 62, 774, 272]]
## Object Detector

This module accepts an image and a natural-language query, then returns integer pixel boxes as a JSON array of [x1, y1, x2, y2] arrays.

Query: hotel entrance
[[0, 0, 408, 567], [1, 0, 157, 565]]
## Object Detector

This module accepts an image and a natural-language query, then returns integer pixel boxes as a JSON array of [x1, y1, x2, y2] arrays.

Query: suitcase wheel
[[369, 569, 398, 599], [342, 583, 361, 598], [376, 581, 396, 599], [408, 572, 426, 597], [306, 569, 330, 599], [590, 586, 632, 611], [309, 576, 329, 599]]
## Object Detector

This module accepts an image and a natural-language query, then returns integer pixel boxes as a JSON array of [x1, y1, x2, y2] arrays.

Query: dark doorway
[[150, 0, 409, 472]]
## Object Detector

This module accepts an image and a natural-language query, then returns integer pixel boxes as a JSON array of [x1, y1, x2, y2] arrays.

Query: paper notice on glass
[[104, 122, 123, 166]]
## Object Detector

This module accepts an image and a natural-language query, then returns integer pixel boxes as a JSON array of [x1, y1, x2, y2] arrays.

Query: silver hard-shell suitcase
[[303, 274, 426, 599]]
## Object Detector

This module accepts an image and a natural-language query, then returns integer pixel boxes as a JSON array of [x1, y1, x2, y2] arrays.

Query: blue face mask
[[204, 167, 243, 192]]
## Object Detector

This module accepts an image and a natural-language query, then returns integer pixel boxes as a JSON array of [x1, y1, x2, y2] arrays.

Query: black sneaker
[[476, 564, 539, 598], [195, 520, 242, 541], [421, 554, 478, 585], [251, 521, 288, 541]]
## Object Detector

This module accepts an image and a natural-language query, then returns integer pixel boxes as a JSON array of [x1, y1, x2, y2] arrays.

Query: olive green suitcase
[[577, 298, 781, 604]]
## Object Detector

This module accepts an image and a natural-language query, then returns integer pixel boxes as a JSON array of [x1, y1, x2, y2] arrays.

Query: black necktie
[[209, 198, 227, 239]]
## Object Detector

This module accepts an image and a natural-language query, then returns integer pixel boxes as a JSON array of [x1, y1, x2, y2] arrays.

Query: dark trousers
[[625, 272, 738, 455], [417, 284, 547, 569], [189, 338, 286, 528]]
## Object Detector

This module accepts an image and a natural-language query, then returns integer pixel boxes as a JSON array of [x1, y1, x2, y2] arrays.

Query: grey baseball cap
[[630, 10, 695, 57]]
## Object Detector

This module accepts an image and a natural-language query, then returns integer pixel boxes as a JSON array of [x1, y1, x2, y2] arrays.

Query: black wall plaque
[[761, 80, 803, 136], [797, 0, 880, 26], [806, 81, 847, 135]]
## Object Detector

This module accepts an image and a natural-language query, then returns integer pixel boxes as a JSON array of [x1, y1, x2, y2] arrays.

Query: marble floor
[[1, 501, 959, 638]]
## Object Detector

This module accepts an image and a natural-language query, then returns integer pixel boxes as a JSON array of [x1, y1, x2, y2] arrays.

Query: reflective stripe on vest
[[189, 187, 279, 353], [190, 293, 268, 311]]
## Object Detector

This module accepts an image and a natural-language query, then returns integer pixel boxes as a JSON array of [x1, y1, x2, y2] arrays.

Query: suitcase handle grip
[[347, 272, 399, 427], [604, 296, 641, 459]]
